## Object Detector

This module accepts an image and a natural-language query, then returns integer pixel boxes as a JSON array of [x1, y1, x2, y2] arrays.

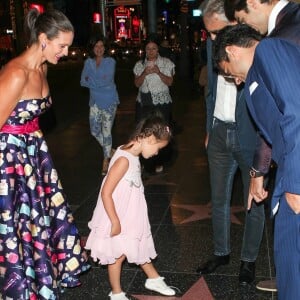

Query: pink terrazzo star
[[171, 202, 245, 225], [132, 277, 213, 300]]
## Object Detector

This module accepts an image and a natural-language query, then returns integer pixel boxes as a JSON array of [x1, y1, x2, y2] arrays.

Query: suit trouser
[[274, 196, 300, 300], [207, 118, 265, 260]]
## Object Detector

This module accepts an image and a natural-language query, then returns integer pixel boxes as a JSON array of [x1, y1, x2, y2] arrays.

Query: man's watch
[[249, 168, 265, 178]]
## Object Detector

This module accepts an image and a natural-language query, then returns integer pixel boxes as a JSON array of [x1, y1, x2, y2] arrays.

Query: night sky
[[53, 0, 93, 46]]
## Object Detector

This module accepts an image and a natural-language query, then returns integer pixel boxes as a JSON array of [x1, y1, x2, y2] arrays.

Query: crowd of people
[[0, 1, 299, 299]]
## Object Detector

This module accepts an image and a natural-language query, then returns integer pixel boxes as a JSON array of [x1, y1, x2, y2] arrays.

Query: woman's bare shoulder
[[1, 58, 28, 81], [0, 59, 28, 96]]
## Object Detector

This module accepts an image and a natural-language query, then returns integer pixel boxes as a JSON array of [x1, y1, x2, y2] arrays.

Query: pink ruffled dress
[[85, 147, 157, 265]]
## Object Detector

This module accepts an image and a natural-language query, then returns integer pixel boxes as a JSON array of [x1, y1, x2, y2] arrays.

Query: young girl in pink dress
[[85, 114, 176, 300]]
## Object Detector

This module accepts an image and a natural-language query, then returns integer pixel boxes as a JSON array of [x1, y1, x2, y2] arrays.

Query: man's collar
[[268, 0, 289, 35]]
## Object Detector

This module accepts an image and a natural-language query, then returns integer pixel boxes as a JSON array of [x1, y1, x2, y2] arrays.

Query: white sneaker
[[108, 291, 129, 300], [145, 276, 176, 296]]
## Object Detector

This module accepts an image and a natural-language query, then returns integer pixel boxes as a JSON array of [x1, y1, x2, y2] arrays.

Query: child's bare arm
[[101, 157, 129, 236]]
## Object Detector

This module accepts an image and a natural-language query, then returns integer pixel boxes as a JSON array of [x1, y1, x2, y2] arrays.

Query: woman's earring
[[41, 43, 46, 51]]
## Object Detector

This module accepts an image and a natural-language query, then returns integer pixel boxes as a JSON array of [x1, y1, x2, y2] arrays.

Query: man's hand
[[204, 133, 209, 149], [247, 176, 268, 210], [285, 192, 300, 214]]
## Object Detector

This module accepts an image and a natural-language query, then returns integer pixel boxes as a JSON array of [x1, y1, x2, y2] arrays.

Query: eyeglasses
[[222, 74, 236, 80]]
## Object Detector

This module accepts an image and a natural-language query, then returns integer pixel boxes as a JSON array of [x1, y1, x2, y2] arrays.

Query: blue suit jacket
[[205, 38, 257, 162], [245, 38, 300, 215], [253, 1, 300, 172]]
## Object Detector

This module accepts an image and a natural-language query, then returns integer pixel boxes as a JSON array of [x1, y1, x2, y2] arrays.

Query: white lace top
[[133, 55, 175, 105]]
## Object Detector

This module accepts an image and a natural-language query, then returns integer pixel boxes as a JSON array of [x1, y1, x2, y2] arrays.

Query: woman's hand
[[110, 220, 121, 236], [143, 65, 156, 75], [152, 64, 160, 74]]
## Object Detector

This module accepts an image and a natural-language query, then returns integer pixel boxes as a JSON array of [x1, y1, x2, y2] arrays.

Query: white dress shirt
[[213, 75, 237, 122]]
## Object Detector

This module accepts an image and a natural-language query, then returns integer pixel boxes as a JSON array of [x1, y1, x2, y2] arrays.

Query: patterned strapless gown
[[0, 96, 90, 300]]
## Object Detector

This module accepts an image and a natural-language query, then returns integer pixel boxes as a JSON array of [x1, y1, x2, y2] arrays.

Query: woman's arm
[[0, 64, 26, 128], [80, 59, 94, 88], [153, 64, 173, 86], [134, 64, 156, 88], [101, 156, 129, 236]]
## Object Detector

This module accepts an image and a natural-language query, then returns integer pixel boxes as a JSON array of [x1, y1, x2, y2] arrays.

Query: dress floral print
[[0, 96, 90, 299]]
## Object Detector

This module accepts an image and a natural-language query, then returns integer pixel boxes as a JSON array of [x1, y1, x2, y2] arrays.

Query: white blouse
[[133, 55, 175, 105]]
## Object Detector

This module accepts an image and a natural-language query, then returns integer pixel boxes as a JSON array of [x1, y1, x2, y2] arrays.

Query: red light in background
[[132, 16, 140, 27], [93, 13, 101, 23], [29, 4, 45, 13]]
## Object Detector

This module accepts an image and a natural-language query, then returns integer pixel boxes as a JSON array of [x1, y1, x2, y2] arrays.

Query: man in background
[[195, 0, 265, 286]]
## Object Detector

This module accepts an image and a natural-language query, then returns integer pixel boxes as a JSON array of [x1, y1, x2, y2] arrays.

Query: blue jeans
[[89, 104, 117, 159], [207, 118, 265, 261]]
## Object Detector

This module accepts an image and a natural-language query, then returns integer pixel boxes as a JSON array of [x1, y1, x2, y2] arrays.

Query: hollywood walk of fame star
[[171, 202, 245, 225], [132, 277, 213, 300]]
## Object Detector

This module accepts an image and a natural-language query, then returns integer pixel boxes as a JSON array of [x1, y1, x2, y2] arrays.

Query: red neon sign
[[29, 4, 45, 13], [114, 6, 131, 40], [93, 13, 101, 23]]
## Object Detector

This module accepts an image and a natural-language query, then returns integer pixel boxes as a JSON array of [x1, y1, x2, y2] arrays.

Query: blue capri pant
[[89, 104, 117, 159]]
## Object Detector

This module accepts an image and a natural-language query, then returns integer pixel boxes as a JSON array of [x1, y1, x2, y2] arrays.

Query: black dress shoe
[[196, 255, 230, 274], [239, 261, 255, 285]]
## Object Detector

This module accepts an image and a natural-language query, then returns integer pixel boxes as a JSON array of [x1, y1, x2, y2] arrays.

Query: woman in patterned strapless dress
[[0, 9, 90, 300]]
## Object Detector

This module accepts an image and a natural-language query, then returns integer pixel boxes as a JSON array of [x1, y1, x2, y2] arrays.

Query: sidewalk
[[46, 62, 277, 300]]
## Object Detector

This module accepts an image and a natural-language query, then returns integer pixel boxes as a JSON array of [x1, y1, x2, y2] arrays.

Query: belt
[[0, 118, 40, 134], [213, 117, 236, 126]]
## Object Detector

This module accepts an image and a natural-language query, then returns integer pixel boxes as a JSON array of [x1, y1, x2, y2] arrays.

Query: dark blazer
[[253, 1, 300, 172], [245, 39, 300, 214], [270, 1, 300, 42], [205, 38, 257, 162]]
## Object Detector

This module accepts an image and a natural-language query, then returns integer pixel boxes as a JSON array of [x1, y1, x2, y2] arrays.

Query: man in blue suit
[[213, 24, 300, 299], [224, 0, 300, 213], [195, 0, 265, 285], [223, 0, 300, 292]]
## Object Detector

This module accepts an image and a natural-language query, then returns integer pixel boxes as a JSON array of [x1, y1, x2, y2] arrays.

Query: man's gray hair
[[200, 0, 228, 22]]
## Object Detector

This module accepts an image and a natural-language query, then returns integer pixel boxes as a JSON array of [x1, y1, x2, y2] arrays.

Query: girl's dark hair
[[87, 35, 108, 58], [24, 8, 74, 47], [129, 111, 172, 143]]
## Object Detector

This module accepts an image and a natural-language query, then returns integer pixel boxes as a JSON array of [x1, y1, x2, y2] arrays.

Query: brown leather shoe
[[256, 279, 277, 292]]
